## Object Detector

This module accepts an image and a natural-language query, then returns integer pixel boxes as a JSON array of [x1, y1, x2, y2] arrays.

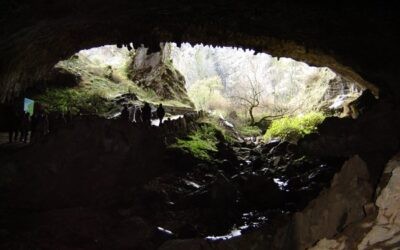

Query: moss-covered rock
[[169, 124, 219, 161], [264, 112, 326, 143]]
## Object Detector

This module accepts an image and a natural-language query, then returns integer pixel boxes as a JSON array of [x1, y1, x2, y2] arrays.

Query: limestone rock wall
[[281, 156, 373, 249], [310, 152, 400, 250], [128, 44, 194, 107]]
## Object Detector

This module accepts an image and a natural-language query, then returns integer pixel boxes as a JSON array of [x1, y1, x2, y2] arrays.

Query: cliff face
[[128, 44, 194, 107]]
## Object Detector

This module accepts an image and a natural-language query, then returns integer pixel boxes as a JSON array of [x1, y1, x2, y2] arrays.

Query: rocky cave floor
[[0, 115, 347, 250], [141, 139, 345, 239]]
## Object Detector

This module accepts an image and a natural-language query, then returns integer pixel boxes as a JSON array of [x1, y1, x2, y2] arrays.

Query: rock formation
[[288, 156, 373, 249], [310, 152, 400, 250], [127, 44, 194, 107]]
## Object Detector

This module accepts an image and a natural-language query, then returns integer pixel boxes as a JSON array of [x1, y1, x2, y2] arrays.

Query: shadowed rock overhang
[[0, 0, 399, 101]]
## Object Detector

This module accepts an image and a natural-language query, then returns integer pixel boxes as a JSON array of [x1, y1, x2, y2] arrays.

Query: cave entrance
[[1, 42, 375, 245], [30, 42, 363, 140]]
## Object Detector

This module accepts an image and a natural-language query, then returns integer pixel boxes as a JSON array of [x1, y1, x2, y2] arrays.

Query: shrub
[[169, 124, 219, 161], [264, 112, 325, 142]]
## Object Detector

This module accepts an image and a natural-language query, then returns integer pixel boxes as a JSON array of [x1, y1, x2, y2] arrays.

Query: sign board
[[24, 98, 35, 116]]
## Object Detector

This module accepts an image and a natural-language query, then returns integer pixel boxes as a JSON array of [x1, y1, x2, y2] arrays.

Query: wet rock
[[249, 157, 264, 170], [158, 239, 211, 250], [177, 224, 198, 239], [153, 226, 176, 243], [183, 179, 201, 190], [239, 174, 285, 208], [218, 159, 237, 175], [109, 216, 151, 249], [268, 141, 290, 156], [209, 173, 237, 208], [272, 156, 281, 167], [250, 146, 262, 157], [261, 139, 281, 154]]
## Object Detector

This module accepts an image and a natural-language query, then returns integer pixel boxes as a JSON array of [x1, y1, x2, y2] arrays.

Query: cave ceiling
[[0, 0, 399, 101]]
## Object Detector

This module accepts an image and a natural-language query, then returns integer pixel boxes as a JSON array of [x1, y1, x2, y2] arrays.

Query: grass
[[236, 124, 262, 137], [264, 112, 325, 142], [169, 124, 219, 161], [34, 87, 117, 115], [39, 50, 193, 116]]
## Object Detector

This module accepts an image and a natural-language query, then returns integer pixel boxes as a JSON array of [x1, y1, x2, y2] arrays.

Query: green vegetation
[[236, 124, 262, 137], [197, 116, 237, 143], [169, 124, 219, 161], [188, 76, 226, 111], [264, 112, 325, 142], [34, 87, 117, 115], [39, 47, 193, 116]]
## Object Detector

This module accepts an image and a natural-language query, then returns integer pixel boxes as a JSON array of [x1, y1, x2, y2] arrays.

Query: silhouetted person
[[13, 110, 23, 142], [20, 112, 30, 143], [142, 102, 152, 126], [134, 106, 143, 123], [30, 113, 39, 143], [54, 113, 67, 131], [6, 106, 17, 143], [120, 105, 129, 122], [128, 106, 135, 122], [65, 110, 72, 125], [36, 112, 49, 141], [48, 112, 57, 133], [156, 103, 165, 125]]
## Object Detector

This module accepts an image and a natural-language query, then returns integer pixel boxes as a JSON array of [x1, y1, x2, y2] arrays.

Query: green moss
[[197, 116, 237, 143], [237, 125, 262, 137], [169, 124, 219, 161], [264, 112, 325, 142]]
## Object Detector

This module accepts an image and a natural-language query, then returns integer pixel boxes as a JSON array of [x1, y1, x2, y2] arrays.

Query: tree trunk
[[249, 106, 255, 125]]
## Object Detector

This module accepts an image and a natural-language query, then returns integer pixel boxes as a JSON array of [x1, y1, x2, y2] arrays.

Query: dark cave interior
[[1, 1, 400, 249]]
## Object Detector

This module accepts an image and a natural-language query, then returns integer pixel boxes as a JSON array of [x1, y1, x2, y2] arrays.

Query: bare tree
[[230, 61, 266, 125]]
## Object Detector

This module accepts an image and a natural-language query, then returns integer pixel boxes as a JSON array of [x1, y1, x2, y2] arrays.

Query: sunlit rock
[[288, 155, 372, 249], [310, 152, 400, 250], [127, 44, 194, 107]]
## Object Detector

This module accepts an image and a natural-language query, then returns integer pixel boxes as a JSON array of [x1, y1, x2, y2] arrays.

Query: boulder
[[311, 152, 400, 249], [299, 101, 400, 158], [283, 155, 373, 250], [158, 239, 211, 250], [109, 216, 151, 249], [238, 174, 285, 208]]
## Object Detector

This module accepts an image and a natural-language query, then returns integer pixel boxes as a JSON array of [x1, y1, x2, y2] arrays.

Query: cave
[[1, 1, 400, 249]]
